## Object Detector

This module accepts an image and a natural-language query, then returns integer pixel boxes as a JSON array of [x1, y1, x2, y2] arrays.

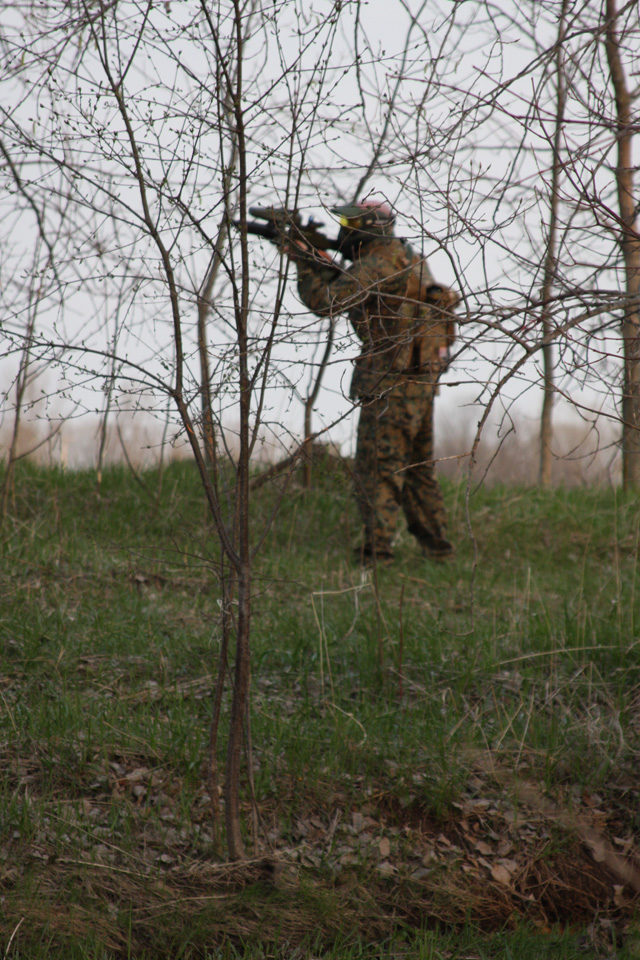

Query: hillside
[[1, 461, 639, 959]]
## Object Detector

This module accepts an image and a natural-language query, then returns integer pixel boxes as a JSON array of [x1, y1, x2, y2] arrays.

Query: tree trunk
[[538, 341, 554, 486], [223, 566, 251, 860], [605, 0, 640, 488], [538, 0, 568, 487]]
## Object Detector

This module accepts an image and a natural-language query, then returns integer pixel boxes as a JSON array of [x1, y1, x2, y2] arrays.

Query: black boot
[[356, 544, 395, 568]]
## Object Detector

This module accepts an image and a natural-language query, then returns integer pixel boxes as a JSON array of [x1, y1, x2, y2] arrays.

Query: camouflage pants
[[354, 379, 448, 556]]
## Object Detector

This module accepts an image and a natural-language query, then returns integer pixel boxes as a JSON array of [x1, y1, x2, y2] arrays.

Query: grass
[[0, 457, 639, 958]]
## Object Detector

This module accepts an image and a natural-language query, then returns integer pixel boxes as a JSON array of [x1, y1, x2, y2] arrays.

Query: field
[[1, 457, 639, 958]]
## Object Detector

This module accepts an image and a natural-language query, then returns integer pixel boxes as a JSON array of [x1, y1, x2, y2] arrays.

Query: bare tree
[[0, 139, 68, 514], [0, 0, 369, 858], [410, 0, 640, 489], [3, 0, 639, 860]]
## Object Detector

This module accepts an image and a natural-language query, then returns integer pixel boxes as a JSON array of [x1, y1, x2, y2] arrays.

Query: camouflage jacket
[[294, 237, 458, 397]]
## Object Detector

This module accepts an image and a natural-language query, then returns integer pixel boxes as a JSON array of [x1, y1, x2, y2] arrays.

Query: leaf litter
[[3, 737, 639, 954]]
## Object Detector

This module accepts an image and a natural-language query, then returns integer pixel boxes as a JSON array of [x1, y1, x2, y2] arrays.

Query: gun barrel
[[233, 209, 342, 253], [232, 219, 279, 241], [248, 206, 297, 222]]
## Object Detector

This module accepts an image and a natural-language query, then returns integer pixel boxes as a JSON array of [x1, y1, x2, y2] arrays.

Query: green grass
[[1, 459, 639, 958]]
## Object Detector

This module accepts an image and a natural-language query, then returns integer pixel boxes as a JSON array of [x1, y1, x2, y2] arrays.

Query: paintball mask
[[331, 201, 396, 258]]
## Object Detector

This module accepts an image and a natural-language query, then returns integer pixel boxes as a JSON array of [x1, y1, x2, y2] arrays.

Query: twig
[[398, 584, 405, 703], [324, 809, 342, 852], [0, 687, 18, 734], [4, 917, 24, 959], [499, 644, 617, 666]]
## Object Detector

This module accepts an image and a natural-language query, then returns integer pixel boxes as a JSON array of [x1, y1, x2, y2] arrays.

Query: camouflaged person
[[286, 200, 460, 566]]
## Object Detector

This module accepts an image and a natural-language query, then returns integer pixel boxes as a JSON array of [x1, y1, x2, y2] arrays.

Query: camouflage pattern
[[294, 236, 459, 559], [354, 378, 448, 557]]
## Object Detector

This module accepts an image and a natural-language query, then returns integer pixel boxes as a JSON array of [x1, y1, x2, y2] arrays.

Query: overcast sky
[[0, 0, 629, 466]]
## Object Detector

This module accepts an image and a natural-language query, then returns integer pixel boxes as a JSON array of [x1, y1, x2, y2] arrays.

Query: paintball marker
[[233, 206, 342, 254]]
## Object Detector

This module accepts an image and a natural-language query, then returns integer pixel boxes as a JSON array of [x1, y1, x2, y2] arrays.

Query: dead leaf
[[422, 846, 436, 865], [379, 837, 391, 858], [474, 840, 493, 856], [491, 863, 512, 885], [351, 812, 364, 833], [125, 767, 150, 783], [586, 838, 607, 863]]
